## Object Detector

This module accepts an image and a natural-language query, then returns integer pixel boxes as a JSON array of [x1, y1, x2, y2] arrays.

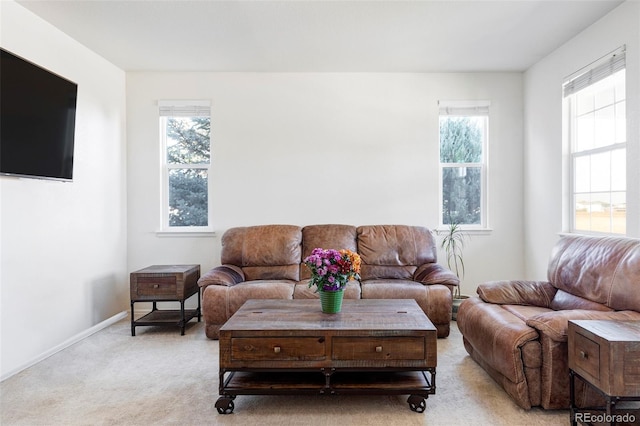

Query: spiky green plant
[[440, 221, 467, 298]]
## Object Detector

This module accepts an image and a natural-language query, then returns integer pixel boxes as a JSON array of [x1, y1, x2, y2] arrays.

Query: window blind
[[438, 100, 490, 116], [563, 46, 626, 98], [158, 100, 211, 117]]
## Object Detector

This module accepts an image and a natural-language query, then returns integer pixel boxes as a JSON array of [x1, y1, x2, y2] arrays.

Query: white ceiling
[[16, 0, 624, 72]]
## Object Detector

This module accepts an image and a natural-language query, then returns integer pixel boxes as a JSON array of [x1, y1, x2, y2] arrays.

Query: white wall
[[127, 72, 524, 296], [523, 1, 640, 278], [0, 1, 128, 379]]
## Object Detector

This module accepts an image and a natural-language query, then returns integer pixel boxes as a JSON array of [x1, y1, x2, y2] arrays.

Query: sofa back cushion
[[221, 225, 302, 281], [300, 224, 358, 280], [549, 289, 613, 312], [357, 225, 436, 280], [548, 235, 640, 312]]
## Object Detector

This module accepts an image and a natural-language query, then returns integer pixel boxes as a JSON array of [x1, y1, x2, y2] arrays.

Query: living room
[[1, 0, 639, 423]]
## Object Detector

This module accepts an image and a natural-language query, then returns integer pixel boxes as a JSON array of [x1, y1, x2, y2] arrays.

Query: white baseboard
[[0, 311, 128, 382]]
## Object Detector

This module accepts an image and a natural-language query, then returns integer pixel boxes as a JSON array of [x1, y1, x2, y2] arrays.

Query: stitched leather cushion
[[547, 235, 640, 311], [357, 225, 436, 280], [300, 224, 357, 280], [221, 225, 302, 281]]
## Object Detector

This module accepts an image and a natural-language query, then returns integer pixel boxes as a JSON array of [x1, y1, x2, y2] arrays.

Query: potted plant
[[303, 248, 361, 313], [439, 221, 469, 320]]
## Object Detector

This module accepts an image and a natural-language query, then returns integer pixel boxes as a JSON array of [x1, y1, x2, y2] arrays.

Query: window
[[159, 100, 211, 232], [438, 101, 489, 228], [563, 47, 626, 235]]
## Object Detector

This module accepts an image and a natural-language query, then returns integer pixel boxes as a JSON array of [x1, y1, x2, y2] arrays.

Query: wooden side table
[[130, 264, 201, 336], [568, 320, 640, 425]]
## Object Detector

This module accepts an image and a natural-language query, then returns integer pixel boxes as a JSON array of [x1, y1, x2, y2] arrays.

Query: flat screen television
[[1, 48, 78, 181]]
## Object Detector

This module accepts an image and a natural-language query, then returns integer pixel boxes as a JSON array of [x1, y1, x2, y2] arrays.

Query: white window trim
[[438, 100, 490, 231], [563, 47, 626, 236], [157, 100, 214, 234]]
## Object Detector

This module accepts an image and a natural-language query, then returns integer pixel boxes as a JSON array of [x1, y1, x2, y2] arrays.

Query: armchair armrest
[[198, 264, 245, 290], [413, 263, 460, 286], [526, 309, 640, 342], [477, 280, 557, 307]]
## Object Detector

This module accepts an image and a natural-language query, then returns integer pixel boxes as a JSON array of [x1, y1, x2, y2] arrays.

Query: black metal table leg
[[180, 300, 186, 335], [130, 301, 136, 336], [570, 369, 577, 426]]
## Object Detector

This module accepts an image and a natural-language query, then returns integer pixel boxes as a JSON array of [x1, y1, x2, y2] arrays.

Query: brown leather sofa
[[198, 224, 459, 339], [457, 234, 640, 410]]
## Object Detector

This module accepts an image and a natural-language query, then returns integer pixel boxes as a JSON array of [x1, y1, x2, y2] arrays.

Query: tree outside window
[[166, 117, 210, 227], [439, 102, 488, 228], [159, 101, 211, 231]]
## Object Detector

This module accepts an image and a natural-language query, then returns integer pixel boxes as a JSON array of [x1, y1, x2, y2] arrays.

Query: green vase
[[319, 289, 344, 313]]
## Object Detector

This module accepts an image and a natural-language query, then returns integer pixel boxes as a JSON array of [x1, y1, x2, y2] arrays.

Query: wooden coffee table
[[216, 299, 437, 414]]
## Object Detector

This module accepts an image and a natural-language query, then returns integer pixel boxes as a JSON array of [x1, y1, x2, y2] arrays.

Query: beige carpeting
[[1, 316, 568, 425]]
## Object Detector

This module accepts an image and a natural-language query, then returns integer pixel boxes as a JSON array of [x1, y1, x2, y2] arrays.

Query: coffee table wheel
[[215, 396, 235, 414], [407, 395, 426, 413]]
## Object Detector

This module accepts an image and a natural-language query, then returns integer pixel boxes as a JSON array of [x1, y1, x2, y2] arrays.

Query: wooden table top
[[570, 320, 640, 342], [220, 299, 436, 333]]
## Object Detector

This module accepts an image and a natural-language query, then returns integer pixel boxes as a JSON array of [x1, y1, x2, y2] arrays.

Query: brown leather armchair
[[457, 234, 640, 409]]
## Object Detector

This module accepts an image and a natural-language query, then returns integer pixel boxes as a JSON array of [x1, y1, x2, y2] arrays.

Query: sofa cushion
[[293, 280, 361, 299], [549, 289, 613, 312], [357, 225, 436, 280], [548, 234, 640, 311], [221, 225, 302, 281], [243, 265, 300, 282], [526, 309, 640, 342], [501, 305, 554, 323], [226, 280, 296, 315], [300, 224, 357, 280], [361, 279, 428, 300]]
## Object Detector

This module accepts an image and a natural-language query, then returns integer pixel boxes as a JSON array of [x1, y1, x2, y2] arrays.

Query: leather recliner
[[457, 234, 640, 409]]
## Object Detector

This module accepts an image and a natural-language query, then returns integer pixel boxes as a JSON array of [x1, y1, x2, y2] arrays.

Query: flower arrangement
[[303, 248, 361, 292]]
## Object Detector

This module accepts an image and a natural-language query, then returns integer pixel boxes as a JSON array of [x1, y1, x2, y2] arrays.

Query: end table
[[130, 264, 201, 336], [568, 320, 640, 425]]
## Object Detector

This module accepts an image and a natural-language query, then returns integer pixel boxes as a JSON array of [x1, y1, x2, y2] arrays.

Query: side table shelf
[[130, 264, 201, 336]]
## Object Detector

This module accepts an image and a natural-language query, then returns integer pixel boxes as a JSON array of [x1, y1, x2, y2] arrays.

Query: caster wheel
[[407, 395, 426, 413], [215, 397, 235, 414]]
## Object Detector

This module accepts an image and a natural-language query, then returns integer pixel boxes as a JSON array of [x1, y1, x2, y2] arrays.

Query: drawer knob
[[375, 346, 383, 353], [273, 346, 281, 353], [580, 350, 588, 359], [153, 284, 159, 289]]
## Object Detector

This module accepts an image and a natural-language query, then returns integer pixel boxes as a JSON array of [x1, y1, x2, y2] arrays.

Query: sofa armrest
[[198, 264, 245, 289], [413, 263, 460, 287], [477, 280, 557, 307], [526, 309, 640, 342]]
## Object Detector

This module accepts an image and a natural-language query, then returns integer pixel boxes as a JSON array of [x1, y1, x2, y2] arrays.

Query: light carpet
[[1, 316, 568, 425]]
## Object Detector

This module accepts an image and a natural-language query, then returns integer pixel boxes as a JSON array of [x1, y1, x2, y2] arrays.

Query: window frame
[[438, 100, 490, 232], [563, 47, 626, 236], [157, 100, 213, 235]]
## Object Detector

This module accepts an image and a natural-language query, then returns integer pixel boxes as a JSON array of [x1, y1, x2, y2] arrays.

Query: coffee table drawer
[[231, 337, 326, 361], [332, 336, 425, 360]]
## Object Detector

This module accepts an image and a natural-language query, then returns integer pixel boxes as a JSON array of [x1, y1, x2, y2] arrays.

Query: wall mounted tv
[[1, 48, 78, 181]]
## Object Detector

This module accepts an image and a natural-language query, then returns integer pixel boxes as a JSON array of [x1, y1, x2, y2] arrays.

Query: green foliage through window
[[164, 116, 210, 227], [440, 116, 485, 226]]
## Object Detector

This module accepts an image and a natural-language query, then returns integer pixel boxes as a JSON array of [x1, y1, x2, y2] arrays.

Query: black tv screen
[[1, 48, 77, 181]]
